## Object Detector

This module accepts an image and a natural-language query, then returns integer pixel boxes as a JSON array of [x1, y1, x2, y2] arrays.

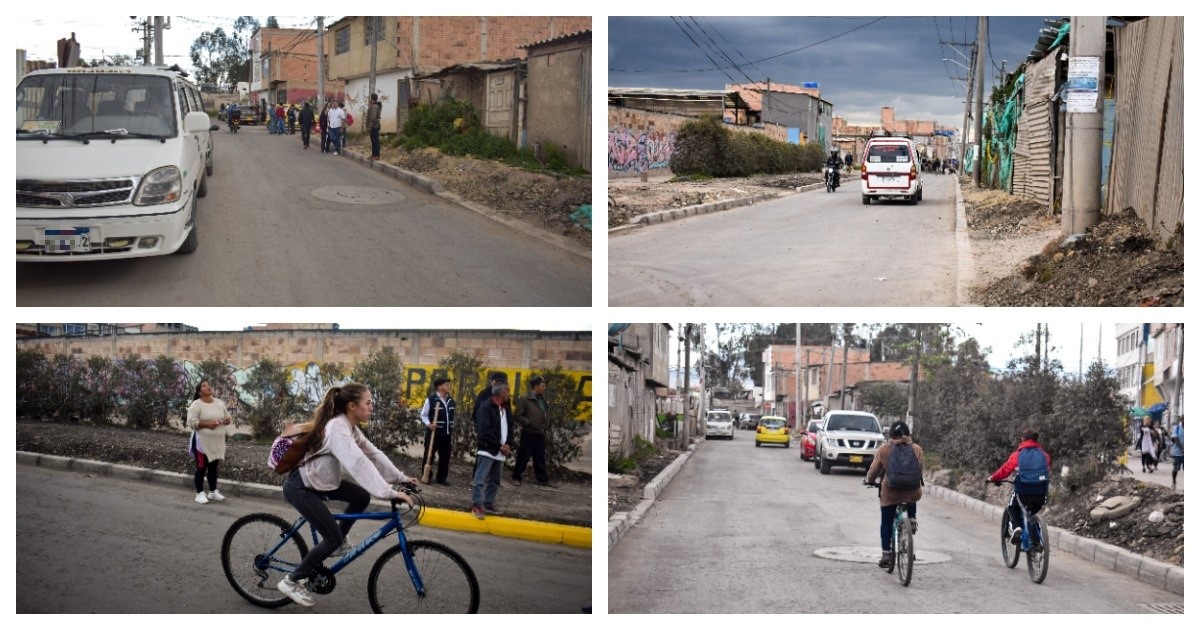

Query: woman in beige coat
[[187, 380, 232, 504], [864, 420, 924, 569]]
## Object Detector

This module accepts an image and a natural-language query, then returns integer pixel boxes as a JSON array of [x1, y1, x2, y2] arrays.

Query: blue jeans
[[881, 503, 917, 551], [268, 117, 276, 134], [471, 456, 503, 508], [329, 127, 343, 153], [275, 118, 285, 134]]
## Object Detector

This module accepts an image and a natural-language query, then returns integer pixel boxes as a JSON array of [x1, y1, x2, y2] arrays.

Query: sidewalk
[[1124, 448, 1185, 493], [17, 451, 590, 549]]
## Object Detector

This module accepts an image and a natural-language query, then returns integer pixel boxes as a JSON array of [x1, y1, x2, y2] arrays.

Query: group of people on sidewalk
[[1133, 415, 1184, 490], [223, 94, 385, 161]]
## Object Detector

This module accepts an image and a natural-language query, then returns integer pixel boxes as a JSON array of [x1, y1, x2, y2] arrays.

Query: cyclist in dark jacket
[[989, 428, 1051, 544], [824, 151, 842, 188]]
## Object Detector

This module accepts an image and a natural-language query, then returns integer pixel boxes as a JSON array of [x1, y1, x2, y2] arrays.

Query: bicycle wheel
[[896, 517, 914, 587], [1025, 514, 1050, 584], [368, 540, 480, 613], [221, 512, 309, 608], [1000, 511, 1020, 568]]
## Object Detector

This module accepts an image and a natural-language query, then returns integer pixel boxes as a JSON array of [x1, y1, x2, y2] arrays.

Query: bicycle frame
[[1009, 492, 1039, 552], [265, 508, 427, 596]]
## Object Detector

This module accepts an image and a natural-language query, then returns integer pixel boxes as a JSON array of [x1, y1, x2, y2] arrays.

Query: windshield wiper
[[18, 128, 91, 143], [74, 129, 167, 142]]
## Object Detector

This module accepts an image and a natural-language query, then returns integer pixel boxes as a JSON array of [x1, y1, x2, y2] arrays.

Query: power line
[[669, 16, 739, 84], [612, 16, 890, 74]]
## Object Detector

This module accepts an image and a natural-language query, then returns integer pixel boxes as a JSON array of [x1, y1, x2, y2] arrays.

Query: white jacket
[[299, 414, 409, 499]]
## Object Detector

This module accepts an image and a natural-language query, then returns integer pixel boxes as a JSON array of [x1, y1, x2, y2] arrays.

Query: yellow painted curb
[[420, 507, 592, 549]]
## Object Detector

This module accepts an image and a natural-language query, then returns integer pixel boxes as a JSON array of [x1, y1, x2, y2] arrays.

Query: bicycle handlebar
[[862, 479, 881, 489]]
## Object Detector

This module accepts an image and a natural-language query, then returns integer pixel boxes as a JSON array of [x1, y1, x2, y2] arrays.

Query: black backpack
[[887, 442, 922, 490]]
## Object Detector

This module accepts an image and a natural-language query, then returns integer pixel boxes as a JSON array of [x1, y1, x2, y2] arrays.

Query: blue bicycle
[[864, 480, 914, 586], [221, 483, 479, 612], [996, 479, 1049, 584]]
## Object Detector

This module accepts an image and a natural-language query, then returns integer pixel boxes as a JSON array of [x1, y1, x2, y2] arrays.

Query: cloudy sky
[[609, 16, 1060, 128]]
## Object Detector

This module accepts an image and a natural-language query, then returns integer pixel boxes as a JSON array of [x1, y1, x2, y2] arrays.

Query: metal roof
[[519, 29, 591, 49]]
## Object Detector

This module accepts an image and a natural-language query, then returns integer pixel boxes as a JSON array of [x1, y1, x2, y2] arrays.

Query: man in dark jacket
[[472, 382, 514, 519], [299, 101, 315, 150], [366, 93, 383, 160], [420, 377, 455, 485], [475, 372, 512, 421], [512, 375, 551, 486]]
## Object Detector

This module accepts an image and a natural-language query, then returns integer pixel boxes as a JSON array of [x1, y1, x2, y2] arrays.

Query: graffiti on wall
[[608, 129, 676, 173]]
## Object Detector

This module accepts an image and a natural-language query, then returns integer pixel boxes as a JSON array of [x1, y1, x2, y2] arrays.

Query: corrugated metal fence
[[1108, 17, 1184, 239], [1012, 51, 1059, 209]]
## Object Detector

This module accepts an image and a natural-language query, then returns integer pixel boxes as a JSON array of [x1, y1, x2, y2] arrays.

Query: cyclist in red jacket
[[989, 428, 1051, 544]]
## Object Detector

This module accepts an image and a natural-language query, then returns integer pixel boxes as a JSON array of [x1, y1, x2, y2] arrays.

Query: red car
[[800, 419, 822, 461]]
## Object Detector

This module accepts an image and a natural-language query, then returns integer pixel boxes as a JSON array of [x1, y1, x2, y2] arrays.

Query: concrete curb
[[343, 149, 590, 261], [18, 451, 590, 549], [613, 181, 825, 231], [954, 178, 979, 306], [925, 483, 1182, 595], [608, 442, 697, 552]]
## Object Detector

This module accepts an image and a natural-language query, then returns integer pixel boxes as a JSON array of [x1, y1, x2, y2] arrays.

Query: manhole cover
[[1142, 603, 1184, 614], [312, 186, 406, 205], [814, 546, 952, 565]]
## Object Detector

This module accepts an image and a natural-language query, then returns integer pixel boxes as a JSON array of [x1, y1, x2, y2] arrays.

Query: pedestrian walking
[[276, 383, 417, 608], [1134, 416, 1161, 472], [267, 105, 277, 135], [274, 103, 286, 135], [287, 104, 297, 134], [512, 375, 551, 486], [299, 101, 315, 149], [319, 104, 330, 154], [472, 381, 514, 519], [1170, 416, 1184, 491], [327, 101, 347, 155], [187, 380, 232, 504], [420, 378, 455, 486], [366, 93, 383, 160]]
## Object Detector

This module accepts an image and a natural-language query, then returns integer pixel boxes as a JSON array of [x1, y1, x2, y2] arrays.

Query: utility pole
[[827, 325, 836, 410], [1171, 324, 1183, 433], [841, 325, 850, 409], [795, 324, 802, 427], [960, 44, 976, 174], [1035, 324, 1043, 372], [1079, 323, 1084, 382], [1062, 16, 1107, 236], [316, 16, 326, 111], [683, 324, 692, 447], [973, 16, 987, 187], [368, 16, 379, 99], [907, 325, 922, 434], [153, 17, 164, 66]]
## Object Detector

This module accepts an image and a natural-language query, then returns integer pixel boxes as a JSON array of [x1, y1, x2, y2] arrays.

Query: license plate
[[849, 455, 863, 464], [875, 176, 900, 185], [43, 227, 94, 253]]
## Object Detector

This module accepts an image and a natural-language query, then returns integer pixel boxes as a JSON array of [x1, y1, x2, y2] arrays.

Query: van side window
[[178, 86, 191, 114]]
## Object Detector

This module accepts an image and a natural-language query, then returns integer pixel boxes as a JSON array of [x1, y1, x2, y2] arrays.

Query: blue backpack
[[1015, 446, 1050, 494]]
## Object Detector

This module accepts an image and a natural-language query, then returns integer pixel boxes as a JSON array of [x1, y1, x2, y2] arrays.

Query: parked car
[[860, 135, 923, 205], [705, 410, 734, 440], [814, 410, 886, 474], [755, 415, 790, 448], [738, 413, 762, 430], [800, 419, 822, 461], [16, 65, 219, 260]]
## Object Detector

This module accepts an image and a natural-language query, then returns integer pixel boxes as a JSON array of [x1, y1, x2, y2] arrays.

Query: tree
[[242, 357, 306, 438], [266, 16, 280, 28], [438, 351, 491, 460], [189, 17, 258, 88], [352, 348, 421, 454], [532, 366, 590, 470]]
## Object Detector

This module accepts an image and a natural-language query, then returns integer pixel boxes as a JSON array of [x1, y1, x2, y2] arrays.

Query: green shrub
[[353, 348, 421, 453], [670, 115, 824, 177]]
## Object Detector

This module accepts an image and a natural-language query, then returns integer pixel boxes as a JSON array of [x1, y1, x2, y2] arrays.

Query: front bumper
[[17, 195, 193, 261]]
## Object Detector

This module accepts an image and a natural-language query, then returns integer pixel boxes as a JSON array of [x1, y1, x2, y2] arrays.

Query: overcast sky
[[666, 322, 1120, 387], [17, 16, 323, 75], [610, 16, 1059, 128]]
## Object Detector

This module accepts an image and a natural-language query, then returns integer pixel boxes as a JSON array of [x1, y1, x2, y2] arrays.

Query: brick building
[[833, 108, 958, 164], [325, 16, 591, 133], [249, 27, 345, 111]]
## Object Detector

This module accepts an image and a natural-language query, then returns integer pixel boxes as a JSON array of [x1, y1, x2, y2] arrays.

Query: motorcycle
[[824, 166, 840, 192]]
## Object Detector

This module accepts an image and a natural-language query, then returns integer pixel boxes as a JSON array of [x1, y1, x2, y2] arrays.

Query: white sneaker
[[336, 540, 353, 556], [207, 490, 226, 502], [195, 492, 209, 504], [277, 577, 315, 607]]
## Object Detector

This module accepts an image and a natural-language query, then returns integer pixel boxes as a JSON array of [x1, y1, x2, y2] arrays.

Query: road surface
[[17, 124, 591, 306], [609, 174, 959, 306], [608, 432, 1182, 613], [16, 463, 591, 613]]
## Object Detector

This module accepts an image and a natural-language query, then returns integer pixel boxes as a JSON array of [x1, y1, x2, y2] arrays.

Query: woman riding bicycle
[[864, 420, 923, 569], [278, 383, 418, 607]]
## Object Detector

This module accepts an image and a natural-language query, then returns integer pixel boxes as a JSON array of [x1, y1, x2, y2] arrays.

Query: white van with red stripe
[[860, 136, 923, 205]]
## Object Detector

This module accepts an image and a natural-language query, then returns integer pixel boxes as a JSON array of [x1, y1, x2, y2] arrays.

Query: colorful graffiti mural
[[608, 128, 676, 173]]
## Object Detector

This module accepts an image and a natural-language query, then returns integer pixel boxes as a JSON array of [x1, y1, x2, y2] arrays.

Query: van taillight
[[909, 164, 917, 180], [861, 162, 867, 180]]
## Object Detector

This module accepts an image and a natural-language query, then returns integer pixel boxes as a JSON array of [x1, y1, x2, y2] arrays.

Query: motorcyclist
[[824, 150, 842, 189], [227, 104, 241, 132]]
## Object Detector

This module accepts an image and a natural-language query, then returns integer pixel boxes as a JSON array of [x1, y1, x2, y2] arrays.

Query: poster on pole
[[1064, 55, 1101, 113]]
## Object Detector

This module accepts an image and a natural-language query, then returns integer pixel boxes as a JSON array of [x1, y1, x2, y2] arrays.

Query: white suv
[[16, 65, 218, 260], [860, 136, 923, 205], [815, 410, 886, 474], [705, 410, 734, 440]]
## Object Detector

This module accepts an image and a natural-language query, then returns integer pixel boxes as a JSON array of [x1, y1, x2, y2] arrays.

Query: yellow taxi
[[755, 416, 791, 448]]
